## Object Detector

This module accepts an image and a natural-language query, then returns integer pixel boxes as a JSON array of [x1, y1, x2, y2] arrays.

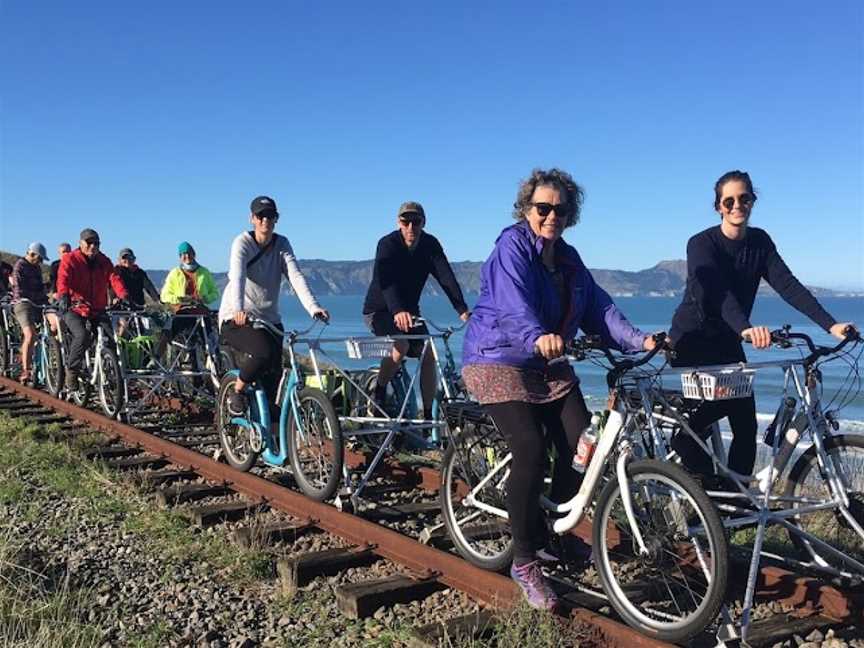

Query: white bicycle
[[440, 336, 729, 643]]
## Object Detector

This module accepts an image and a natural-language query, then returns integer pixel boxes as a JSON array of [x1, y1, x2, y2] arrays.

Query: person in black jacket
[[363, 201, 470, 419], [114, 248, 159, 307], [669, 170, 856, 482], [48, 242, 71, 299]]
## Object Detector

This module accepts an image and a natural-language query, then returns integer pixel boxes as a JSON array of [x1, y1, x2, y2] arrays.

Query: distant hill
[[3, 251, 857, 298]]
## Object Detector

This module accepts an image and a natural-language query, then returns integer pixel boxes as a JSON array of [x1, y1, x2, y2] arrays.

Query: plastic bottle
[[573, 430, 597, 472]]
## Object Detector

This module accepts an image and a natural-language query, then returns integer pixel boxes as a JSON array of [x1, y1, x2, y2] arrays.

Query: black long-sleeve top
[[363, 231, 468, 316], [113, 264, 160, 306], [670, 226, 836, 345]]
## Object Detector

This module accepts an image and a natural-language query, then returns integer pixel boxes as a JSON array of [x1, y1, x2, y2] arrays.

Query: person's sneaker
[[227, 389, 248, 417], [510, 560, 559, 610]]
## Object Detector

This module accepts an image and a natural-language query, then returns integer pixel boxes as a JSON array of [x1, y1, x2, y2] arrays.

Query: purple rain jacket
[[462, 221, 646, 371]]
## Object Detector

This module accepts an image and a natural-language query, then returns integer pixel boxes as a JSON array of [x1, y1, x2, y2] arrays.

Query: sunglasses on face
[[531, 202, 567, 218], [121, 255, 135, 262], [84, 238, 100, 246], [721, 193, 754, 211], [254, 211, 279, 222], [399, 215, 423, 227]]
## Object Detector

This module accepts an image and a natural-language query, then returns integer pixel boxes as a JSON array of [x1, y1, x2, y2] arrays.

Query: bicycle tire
[[440, 427, 514, 572], [288, 387, 343, 501], [785, 433, 864, 565], [0, 322, 9, 376], [44, 335, 64, 397], [592, 459, 728, 642], [98, 347, 124, 418], [216, 373, 259, 472]]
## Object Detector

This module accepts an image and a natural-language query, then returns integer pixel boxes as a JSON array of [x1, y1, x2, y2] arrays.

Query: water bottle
[[573, 429, 598, 472]]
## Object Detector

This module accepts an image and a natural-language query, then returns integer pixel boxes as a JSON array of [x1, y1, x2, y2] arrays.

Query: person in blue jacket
[[462, 168, 657, 610]]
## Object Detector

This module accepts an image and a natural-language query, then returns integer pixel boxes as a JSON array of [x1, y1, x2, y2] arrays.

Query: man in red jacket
[[57, 228, 129, 391]]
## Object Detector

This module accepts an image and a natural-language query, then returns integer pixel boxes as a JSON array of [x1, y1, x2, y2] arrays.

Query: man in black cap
[[362, 201, 470, 420], [113, 248, 159, 307]]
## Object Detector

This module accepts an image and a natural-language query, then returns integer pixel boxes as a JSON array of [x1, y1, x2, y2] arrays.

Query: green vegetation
[[0, 411, 592, 647]]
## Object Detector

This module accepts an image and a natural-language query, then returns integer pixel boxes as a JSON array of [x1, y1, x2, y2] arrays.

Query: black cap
[[250, 196, 278, 215], [80, 228, 100, 242]]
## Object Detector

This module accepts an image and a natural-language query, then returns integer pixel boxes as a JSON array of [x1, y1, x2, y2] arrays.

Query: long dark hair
[[512, 168, 585, 228], [713, 170, 758, 211]]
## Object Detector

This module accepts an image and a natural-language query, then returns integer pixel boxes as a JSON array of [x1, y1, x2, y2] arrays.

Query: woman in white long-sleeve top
[[218, 195, 329, 415]]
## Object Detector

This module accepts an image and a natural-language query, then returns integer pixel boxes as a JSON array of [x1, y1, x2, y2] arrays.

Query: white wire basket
[[680, 369, 755, 401], [345, 338, 394, 360]]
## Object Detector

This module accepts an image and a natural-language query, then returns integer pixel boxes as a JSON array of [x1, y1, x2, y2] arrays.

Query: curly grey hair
[[512, 168, 584, 228]]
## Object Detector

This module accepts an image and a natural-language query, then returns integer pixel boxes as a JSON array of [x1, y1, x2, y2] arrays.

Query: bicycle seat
[[441, 399, 492, 427]]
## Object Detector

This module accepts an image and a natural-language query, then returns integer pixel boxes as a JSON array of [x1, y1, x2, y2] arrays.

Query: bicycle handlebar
[[412, 315, 467, 335], [746, 324, 861, 365], [248, 315, 325, 341], [564, 332, 669, 387]]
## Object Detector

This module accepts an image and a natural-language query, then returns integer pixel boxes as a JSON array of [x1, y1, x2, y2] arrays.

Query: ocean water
[[278, 294, 864, 434]]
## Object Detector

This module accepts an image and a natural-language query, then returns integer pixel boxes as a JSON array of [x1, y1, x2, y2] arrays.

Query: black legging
[[220, 321, 283, 403], [671, 332, 758, 477], [484, 386, 591, 564]]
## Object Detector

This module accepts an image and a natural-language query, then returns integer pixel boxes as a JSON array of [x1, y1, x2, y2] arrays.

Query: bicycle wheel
[[216, 374, 259, 472], [592, 459, 728, 643], [0, 324, 9, 376], [43, 335, 64, 397], [288, 387, 343, 501], [785, 434, 864, 565], [98, 347, 124, 418], [440, 427, 514, 572]]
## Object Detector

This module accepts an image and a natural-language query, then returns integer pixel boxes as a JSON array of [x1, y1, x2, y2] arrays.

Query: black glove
[[57, 293, 70, 313]]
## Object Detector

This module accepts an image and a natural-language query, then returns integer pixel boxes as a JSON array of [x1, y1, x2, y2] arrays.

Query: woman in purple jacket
[[462, 168, 656, 610]]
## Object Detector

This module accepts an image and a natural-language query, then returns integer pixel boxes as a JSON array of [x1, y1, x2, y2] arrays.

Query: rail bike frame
[[638, 357, 864, 644]]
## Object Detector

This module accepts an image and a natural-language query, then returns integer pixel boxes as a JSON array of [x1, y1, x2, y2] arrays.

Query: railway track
[[0, 375, 861, 647]]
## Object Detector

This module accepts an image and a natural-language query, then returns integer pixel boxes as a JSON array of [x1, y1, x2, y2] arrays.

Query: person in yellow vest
[[160, 241, 220, 356]]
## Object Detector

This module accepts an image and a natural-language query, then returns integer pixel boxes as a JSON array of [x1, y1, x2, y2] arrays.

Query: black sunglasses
[[721, 193, 754, 211], [399, 215, 423, 226], [254, 211, 279, 222], [531, 202, 567, 218], [84, 238, 100, 246]]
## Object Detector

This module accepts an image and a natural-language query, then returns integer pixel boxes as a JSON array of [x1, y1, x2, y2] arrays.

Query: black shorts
[[363, 311, 429, 358]]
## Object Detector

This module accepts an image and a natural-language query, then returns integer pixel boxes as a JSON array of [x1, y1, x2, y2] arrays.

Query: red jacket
[[57, 249, 128, 318]]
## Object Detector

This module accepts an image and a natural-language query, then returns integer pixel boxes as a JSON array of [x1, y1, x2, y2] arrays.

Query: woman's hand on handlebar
[[535, 333, 565, 360], [233, 311, 248, 327], [312, 308, 330, 323], [830, 322, 858, 341], [642, 332, 667, 351], [741, 326, 772, 349]]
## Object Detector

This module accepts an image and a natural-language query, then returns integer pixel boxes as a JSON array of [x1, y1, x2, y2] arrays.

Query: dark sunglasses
[[121, 255, 135, 261], [84, 238, 100, 246], [721, 193, 754, 211], [254, 211, 279, 222], [531, 202, 567, 218], [399, 215, 423, 226]]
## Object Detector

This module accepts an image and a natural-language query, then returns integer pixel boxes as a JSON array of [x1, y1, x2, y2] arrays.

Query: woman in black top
[[669, 170, 855, 481]]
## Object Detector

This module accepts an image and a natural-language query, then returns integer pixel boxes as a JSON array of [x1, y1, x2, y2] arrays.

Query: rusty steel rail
[[0, 377, 673, 648]]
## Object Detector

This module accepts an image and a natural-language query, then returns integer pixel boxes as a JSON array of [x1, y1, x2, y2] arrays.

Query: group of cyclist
[[3, 170, 857, 611]]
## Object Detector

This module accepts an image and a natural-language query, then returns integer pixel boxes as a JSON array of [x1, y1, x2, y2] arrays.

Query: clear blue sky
[[2, 1, 862, 289]]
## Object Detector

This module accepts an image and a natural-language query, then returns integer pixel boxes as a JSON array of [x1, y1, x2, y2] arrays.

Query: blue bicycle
[[216, 317, 344, 501]]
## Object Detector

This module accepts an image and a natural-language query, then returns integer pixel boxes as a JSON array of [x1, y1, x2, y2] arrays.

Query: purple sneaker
[[510, 560, 559, 610]]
